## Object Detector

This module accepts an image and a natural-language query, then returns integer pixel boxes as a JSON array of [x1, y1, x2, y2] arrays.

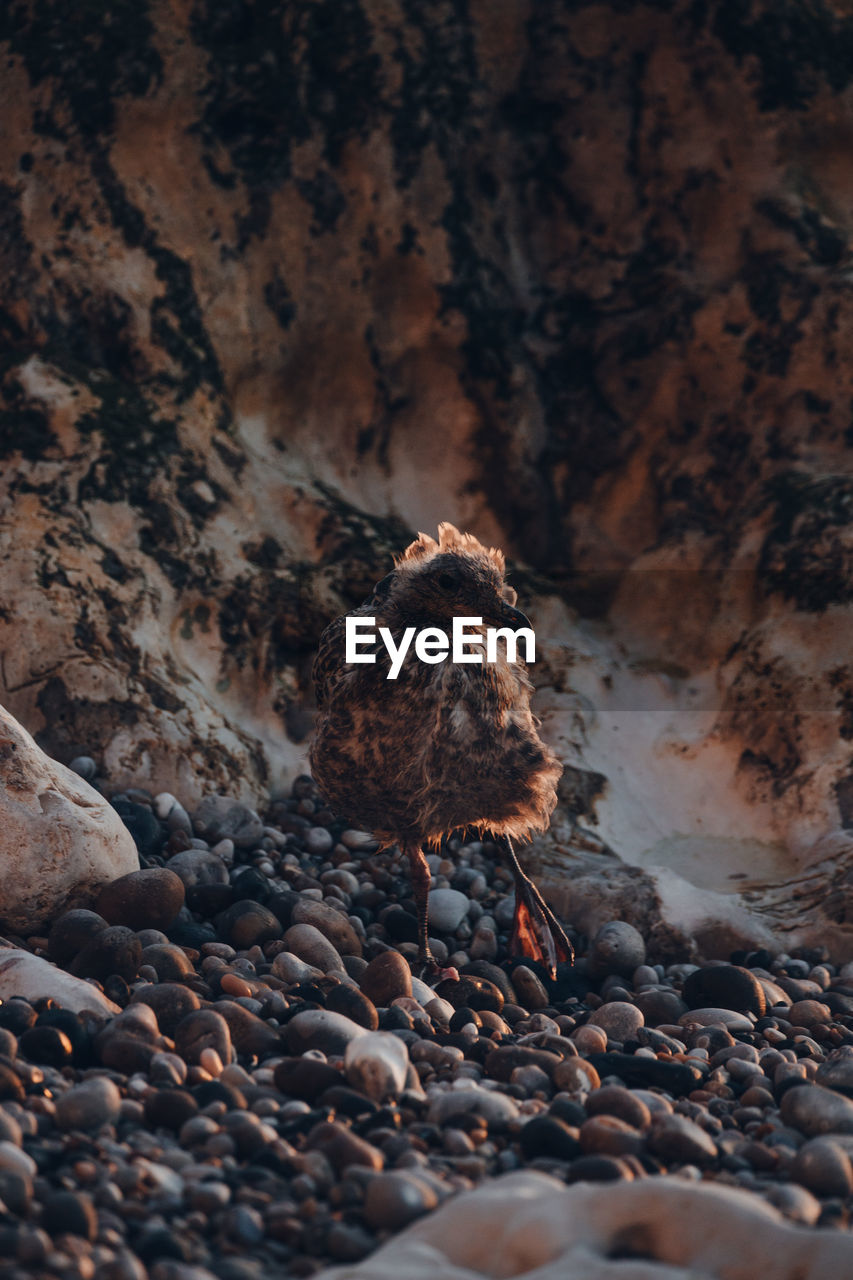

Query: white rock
[[0, 706, 138, 932], [678, 1008, 753, 1032], [270, 951, 325, 984], [427, 1087, 520, 1129], [312, 1171, 853, 1279], [345, 1032, 409, 1100], [0, 950, 120, 1015], [409, 976, 435, 1006], [154, 792, 178, 820], [428, 889, 470, 932]]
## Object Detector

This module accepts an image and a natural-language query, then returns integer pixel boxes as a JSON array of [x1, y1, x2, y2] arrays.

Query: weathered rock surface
[[314, 1171, 853, 1280], [0, 706, 138, 931]]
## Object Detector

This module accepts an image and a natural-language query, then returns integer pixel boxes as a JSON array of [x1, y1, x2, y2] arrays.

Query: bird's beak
[[488, 601, 532, 630]]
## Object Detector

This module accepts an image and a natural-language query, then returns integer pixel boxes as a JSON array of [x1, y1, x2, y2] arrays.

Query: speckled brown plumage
[[310, 523, 573, 976]]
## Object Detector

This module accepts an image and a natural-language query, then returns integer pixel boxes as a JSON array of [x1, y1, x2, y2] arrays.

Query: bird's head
[[373, 523, 530, 630]]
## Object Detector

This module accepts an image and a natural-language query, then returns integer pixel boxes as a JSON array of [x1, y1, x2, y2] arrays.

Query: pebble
[[510, 965, 549, 1010], [304, 827, 334, 855], [324, 984, 379, 1030], [47, 909, 109, 965], [780, 1084, 853, 1135], [587, 1001, 644, 1042], [270, 950, 324, 985], [363, 1171, 439, 1230], [54, 1077, 122, 1132], [174, 1010, 232, 1067], [216, 900, 281, 949], [790, 1136, 853, 1196], [587, 921, 646, 977], [282, 922, 346, 973], [41, 1190, 98, 1241], [290, 897, 363, 957], [646, 1115, 719, 1166], [70, 925, 142, 981], [167, 849, 230, 888], [286, 1009, 367, 1056], [682, 964, 767, 1016], [305, 1120, 384, 1173], [345, 1032, 409, 1100], [427, 889, 470, 932], [678, 1008, 753, 1032], [815, 1051, 853, 1095], [519, 1114, 581, 1161], [192, 797, 265, 848], [359, 950, 413, 1005], [428, 1087, 520, 1129], [132, 983, 202, 1036], [96, 868, 186, 932], [69, 755, 97, 781]]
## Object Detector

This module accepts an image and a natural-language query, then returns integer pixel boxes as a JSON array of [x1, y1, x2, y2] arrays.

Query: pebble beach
[[0, 769, 852, 1280]]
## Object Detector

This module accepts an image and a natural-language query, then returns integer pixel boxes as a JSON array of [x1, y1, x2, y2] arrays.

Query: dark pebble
[[192, 1080, 246, 1110], [586, 1053, 703, 1096], [47, 910, 108, 966], [634, 989, 689, 1024], [174, 1009, 232, 1066], [326, 1222, 375, 1262], [215, 900, 282, 949], [305, 1120, 384, 1173], [18, 1025, 73, 1067], [131, 984, 202, 1037], [143, 1088, 199, 1131], [519, 1115, 582, 1161], [586, 1085, 652, 1131], [139, 943, 194, 982], [564, 1155, 631, 1183], [484, 1045, 562, 1082], [192, 796, 264, 848], [213, 1000, 281, 1058], [96, 868, 185, 932], [0, 1170, 31, 1216], [273, 1057, 344, 1101], [549, 1096, 588, 1127], [0, 1001, 35, 1035], [682, 965, 767, 1016], [436, 975, 504, 1014], [135, 1226, 190, 1263], [325, 985, 380, 1030], [359, 951, 412, 1006], [381, 908, 419, 944], [462, 962, 517, 1004], [646, 1114, 719, 1166], [42, 1190, 97, 1241], [0, 1061, 24, 1101], [112, 799, 163, 859], [70, 926, 142, 982]]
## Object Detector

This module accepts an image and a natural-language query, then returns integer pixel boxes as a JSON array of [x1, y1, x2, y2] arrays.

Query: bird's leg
[[406, 844, 438, 976], [502, 835, 574, 979]]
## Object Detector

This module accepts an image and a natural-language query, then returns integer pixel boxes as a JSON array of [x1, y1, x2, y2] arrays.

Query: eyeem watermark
[[346, 616, 535, 680]]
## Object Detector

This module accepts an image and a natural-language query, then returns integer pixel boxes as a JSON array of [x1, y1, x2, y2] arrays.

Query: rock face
[[314, 1170, 853, 1280], [3, 5, 853, 950], [0, 705, 139, 932]]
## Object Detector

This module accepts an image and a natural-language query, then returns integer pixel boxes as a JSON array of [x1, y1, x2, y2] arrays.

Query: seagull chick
[[310, 522, 573, 978]]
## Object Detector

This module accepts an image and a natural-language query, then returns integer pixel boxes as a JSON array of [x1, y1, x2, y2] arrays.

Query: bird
[[309, 521, 573, 979]]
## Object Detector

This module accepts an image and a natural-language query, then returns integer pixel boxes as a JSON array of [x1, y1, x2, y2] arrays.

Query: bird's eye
[[437, 571, 458, 591]]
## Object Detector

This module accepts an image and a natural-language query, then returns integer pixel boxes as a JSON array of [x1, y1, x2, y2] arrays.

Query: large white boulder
[[315, 1170, 853, 1280], [0, 705, 138, 933], [0, 951, 120, 1016]]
